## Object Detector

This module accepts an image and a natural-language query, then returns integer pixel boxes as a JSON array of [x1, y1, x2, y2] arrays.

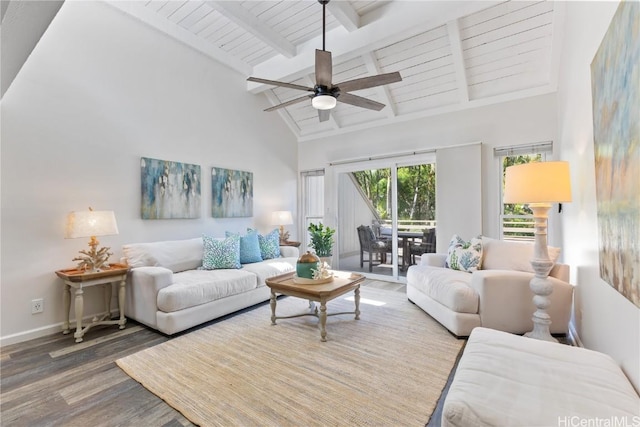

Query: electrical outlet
[[31, 298, 44, 314]]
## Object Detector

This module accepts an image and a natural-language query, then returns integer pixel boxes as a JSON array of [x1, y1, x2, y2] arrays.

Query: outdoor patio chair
[[357, 225, 391, 272], [409, 228, 436, 265]]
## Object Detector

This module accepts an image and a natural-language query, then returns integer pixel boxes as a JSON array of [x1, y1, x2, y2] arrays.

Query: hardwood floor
[[1, 279, 403, 426]]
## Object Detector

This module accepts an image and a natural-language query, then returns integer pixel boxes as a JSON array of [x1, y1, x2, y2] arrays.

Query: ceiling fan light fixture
[[312, 94, 336, 110]]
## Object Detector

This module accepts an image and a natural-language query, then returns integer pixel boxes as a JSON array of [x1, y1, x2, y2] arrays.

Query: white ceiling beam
[[298, 84, 557, 143], [265, 91, 303, 138], [106, 1, 251, 76], [446, 20, 470, 104], [548, 1, 566, 91], [206, 1, 295, 59], [248, 1, 502, 93], [327, 1, 360, 32], [1, 0, 64, 98], [361, 53, 395, 119]]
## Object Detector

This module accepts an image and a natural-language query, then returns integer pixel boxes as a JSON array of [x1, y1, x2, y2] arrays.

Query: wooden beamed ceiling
[[108, 0, 563, 142]]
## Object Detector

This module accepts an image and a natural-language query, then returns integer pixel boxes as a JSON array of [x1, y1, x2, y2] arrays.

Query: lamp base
[[525, 203, 557, 343], [279, 227, 290, 245], [73, 236, 113, 272]]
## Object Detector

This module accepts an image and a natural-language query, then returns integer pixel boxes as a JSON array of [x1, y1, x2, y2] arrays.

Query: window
[[301, 169, 325, 250], [495, 142, 552, 241]]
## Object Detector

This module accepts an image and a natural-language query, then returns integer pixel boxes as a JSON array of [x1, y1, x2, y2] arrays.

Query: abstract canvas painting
[[211, 167, 253, 218], [591, 1, 639, 307], [141, 157, 201, 219]]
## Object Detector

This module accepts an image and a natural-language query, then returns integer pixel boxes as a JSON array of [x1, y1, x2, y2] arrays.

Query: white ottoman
[[443, 327, 640, 427]]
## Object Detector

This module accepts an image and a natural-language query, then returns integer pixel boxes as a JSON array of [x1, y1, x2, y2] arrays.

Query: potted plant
[[307, 222, 335, 258]]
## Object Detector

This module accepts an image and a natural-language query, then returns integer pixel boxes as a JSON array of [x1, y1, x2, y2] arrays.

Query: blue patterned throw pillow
[[445, 234, 483, 273], [225, 230, 263, 264], [202, 234, 241, 270], [248, 228, 281, 260]]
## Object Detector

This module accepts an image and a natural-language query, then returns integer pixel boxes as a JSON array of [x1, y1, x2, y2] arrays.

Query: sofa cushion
[[242, 257, 297, 287], [446, 235, 483, 272], [226, 230, 263, 264], [202, 234, 241, 270], [407, 266, 478, 314], [481, 236, 560, 273], [123, 238, 203, 273], [157, 269, 257, 312]]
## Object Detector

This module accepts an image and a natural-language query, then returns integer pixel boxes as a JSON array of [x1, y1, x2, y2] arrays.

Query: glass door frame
[[327, 152, 436, 283]]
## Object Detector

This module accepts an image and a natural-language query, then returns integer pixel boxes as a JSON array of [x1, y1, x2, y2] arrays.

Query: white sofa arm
[[471, 270, 574, 335], [126, 266, 174, 328], [419, 253, 447, 267], [279, 246, 299, 258]]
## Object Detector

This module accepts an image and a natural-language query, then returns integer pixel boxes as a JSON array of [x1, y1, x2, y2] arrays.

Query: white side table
[[55, 264, 129, 343]]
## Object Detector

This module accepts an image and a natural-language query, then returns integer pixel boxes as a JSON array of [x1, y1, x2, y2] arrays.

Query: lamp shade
[[271, 210, 293, 226], [65, 210, 119, 239], [504, 161, 572, 204]]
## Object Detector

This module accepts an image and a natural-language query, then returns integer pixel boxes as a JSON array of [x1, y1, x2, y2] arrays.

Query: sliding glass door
[[332, 153, 436, 282]]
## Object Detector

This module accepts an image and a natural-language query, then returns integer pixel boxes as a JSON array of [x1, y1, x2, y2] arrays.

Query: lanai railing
[[379, 220, 437, 232], [502, 215, 535, 241]]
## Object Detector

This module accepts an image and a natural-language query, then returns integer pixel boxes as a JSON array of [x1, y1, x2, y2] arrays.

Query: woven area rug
[[116, 287, 464, 426]]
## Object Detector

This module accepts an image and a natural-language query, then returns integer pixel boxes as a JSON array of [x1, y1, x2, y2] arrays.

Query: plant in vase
[[307, 222, 335, 262]]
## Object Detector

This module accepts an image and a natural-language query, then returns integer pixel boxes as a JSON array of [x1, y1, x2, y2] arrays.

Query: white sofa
[[406, 237, 574, 337], [122, 237, 299, 335], [443, 327, 640, 426]]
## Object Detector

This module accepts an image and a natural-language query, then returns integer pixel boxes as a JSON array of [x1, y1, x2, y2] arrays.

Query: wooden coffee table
[[265, 270, 365, 342]]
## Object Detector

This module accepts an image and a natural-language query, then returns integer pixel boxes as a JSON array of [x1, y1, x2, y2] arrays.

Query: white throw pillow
[[481, 236, 560, 273], [446, 235, 483, 273]]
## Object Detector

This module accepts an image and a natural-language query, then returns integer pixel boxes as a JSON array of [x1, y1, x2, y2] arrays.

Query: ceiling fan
[[247, 0, 402, 122]]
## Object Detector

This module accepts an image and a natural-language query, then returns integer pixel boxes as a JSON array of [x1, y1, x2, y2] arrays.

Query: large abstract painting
[[211, 167, 253, 218], [591, 1, 639, 307], [141, 157, 201, 219]]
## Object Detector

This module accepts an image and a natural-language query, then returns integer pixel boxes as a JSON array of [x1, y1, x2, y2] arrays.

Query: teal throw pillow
[[248, 228, 281, 260], [445, 234, 482, 273], [225, 230, 263, 264], [202, 234, 241, 270]]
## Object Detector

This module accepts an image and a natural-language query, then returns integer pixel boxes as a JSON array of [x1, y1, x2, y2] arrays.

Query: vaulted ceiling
[[108, 0, 564, 141]]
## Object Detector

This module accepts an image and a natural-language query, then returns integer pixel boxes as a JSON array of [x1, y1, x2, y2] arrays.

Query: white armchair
[[406, 237, 574, 337]]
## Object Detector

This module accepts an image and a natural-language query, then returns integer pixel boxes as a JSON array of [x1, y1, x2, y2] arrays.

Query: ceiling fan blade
[[315, 49, 333, 87], [247, 77, 313, 92], [336, 71, 402, 93], [337, 93, 386, 111], [265, 95, 312, 112], [318, 109, 330, 122]]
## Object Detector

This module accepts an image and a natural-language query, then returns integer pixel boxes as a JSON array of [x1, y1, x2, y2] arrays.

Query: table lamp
[[65, 207, 119, 272], [271, 210, 293, 244], [504, 161, 571, 342]]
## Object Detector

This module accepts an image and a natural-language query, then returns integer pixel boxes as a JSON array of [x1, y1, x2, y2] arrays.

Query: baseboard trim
[[0, 309, 121, 347]]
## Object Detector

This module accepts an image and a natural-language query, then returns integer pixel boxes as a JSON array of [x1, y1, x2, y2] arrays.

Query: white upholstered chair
[[406, 237, 574, 337]]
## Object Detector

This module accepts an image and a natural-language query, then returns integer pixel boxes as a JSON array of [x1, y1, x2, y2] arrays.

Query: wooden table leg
[[62, 283, 71, 334], [118, 279, 127, 329], [354, 286, 361, 320], [319, 298, 328, 342], [270, 290, 277, 325], [104, 283, 112, 320], [74, 287, 84, 343]]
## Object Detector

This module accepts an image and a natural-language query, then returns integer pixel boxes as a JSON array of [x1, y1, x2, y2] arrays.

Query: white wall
[[556, 0, 639, 391], [435, 143, 482, 253], [299, 94, 558, 243], [0, 2, 298, 344]]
